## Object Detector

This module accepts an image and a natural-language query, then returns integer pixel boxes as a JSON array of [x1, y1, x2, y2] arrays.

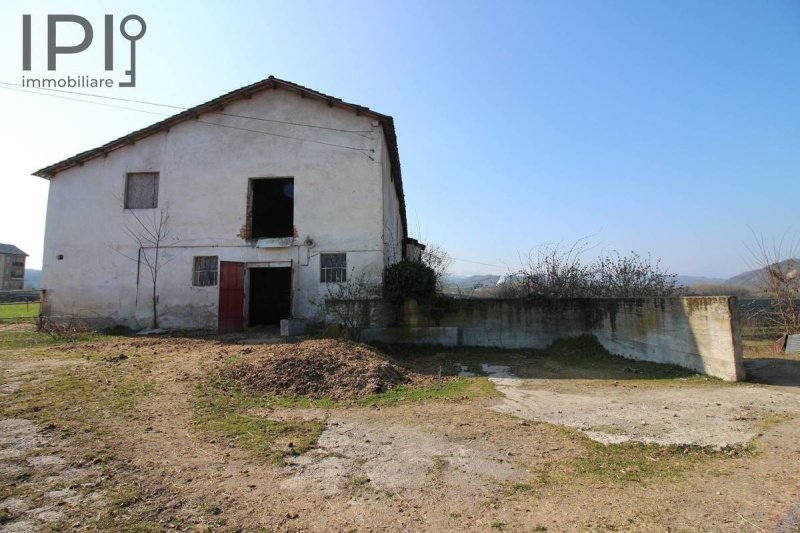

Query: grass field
[[0, 302, 40, 320]]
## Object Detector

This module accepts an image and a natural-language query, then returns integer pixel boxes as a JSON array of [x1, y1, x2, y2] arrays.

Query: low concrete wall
[[357, 297, 745, 382]]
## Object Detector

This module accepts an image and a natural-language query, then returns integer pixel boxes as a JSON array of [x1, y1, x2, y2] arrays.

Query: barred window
[[192, 256, 218, 286], [320, 253, 346, 283], [125, 172, 159, 209]]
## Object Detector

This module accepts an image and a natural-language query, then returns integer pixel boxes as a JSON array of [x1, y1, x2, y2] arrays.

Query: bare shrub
[[591, 251, 679, 298], [501, 241, 680, 299], [421, 244, 452, 293], [39, 315, 94, 342], [324, 269, 380, 341], [502, 241, 592, 298]]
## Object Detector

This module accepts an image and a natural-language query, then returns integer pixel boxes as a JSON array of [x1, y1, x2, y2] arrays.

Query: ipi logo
[[22, 14, 146, 88]]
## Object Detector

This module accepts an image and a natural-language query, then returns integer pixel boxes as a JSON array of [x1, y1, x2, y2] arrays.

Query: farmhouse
[[35, 77, 422, 331], [0, 244, 27, 290]]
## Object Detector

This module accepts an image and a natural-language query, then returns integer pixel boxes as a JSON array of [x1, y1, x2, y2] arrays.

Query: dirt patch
[[283, 412, 523, 495], [227, 339, 444, 399], [5, 329, 800, 531], [484, 364, 800, 447]]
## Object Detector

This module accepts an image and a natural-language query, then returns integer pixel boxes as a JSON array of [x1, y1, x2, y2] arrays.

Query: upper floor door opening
[[248, 177, 294, 239]]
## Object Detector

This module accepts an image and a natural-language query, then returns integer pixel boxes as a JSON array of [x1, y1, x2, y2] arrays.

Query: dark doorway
[[248, 267, 292, 326], [250, 178, 294, 238], [218, 261, 245, 333]]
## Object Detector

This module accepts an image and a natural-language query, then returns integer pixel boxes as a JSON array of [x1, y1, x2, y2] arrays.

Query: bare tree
[[747, 231, 800, 334], [115, 208, 172, 329], [324, 268, 381, 341], [421, 244, 452, 293]]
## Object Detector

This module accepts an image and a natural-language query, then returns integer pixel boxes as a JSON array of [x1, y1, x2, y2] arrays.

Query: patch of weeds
[[109, 485, 142, 509], [505, 482, 534, 496], [535, 467, 551, 485], [0, 329, 108, 351], [7, 367, 153, 429], [491, 522, 505, 530], [357, 376, 497, 406], [203, 505, 223, 515], [572, 437, 750, 483], [430, 455, 448, 474], [0, 509, 10, 524], [346, 476, 370, 488], [195, 376, 325, 463], [759, 412, 795, 430]]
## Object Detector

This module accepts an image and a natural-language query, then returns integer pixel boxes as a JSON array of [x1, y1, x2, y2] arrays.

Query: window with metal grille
[[320, 253, 346, 283], [124, 172, 159, 209], [192, 256, 218, 286]]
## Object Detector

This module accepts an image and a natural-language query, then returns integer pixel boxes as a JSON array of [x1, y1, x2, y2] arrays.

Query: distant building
[[0, 244, 27, 290]]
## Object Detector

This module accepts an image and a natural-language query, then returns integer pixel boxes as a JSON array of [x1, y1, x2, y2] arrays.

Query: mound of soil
[[226, 339, 433, 400]]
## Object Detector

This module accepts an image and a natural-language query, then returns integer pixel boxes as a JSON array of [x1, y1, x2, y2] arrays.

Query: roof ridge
[[30, 76, 407, 240]]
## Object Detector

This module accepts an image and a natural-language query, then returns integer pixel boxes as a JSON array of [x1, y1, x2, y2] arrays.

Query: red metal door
[[218, 261, 245, 333]]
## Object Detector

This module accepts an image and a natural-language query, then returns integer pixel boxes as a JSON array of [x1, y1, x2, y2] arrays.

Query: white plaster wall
[[41, 88, 398, 329]]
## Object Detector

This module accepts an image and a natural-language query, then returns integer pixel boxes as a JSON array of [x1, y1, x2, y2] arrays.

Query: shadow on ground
[[380, 335, 699, 381], [746, 358, 800, 390]]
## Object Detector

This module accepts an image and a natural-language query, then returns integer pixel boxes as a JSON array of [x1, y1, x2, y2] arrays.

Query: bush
[[383, 260, 437, 302], [499, 242, 680, 299]]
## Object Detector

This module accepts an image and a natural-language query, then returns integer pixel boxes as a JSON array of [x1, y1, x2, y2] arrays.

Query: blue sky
[[1, 0, 798, 276]]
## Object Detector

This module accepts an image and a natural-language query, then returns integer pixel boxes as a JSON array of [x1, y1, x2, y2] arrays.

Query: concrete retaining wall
[[356, 297, 745, 381]]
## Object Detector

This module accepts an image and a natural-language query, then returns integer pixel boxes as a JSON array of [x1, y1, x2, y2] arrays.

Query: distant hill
[[675, 275, 726, 287], [444, 274, 501, 289], [443, 260, 800, 295], [725, 259, 800, 288], [23, 269, 41, 289]]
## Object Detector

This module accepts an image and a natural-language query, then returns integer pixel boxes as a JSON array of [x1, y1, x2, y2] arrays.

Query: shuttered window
[[320, 253, 347, 283], [125, 172, 159, 209]]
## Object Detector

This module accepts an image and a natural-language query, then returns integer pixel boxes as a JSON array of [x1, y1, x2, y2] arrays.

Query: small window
[[320, 253, 347, 283], [125, 172, 159, 209], [193, 256, 218, 286]]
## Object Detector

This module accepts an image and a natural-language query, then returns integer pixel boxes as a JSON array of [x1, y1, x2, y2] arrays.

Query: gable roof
[[32, 76, 407, 239], [0, 244, 28, 256]]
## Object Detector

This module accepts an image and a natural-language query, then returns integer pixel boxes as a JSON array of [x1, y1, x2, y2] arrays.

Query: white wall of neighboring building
[[40, 88, 405, 329]]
